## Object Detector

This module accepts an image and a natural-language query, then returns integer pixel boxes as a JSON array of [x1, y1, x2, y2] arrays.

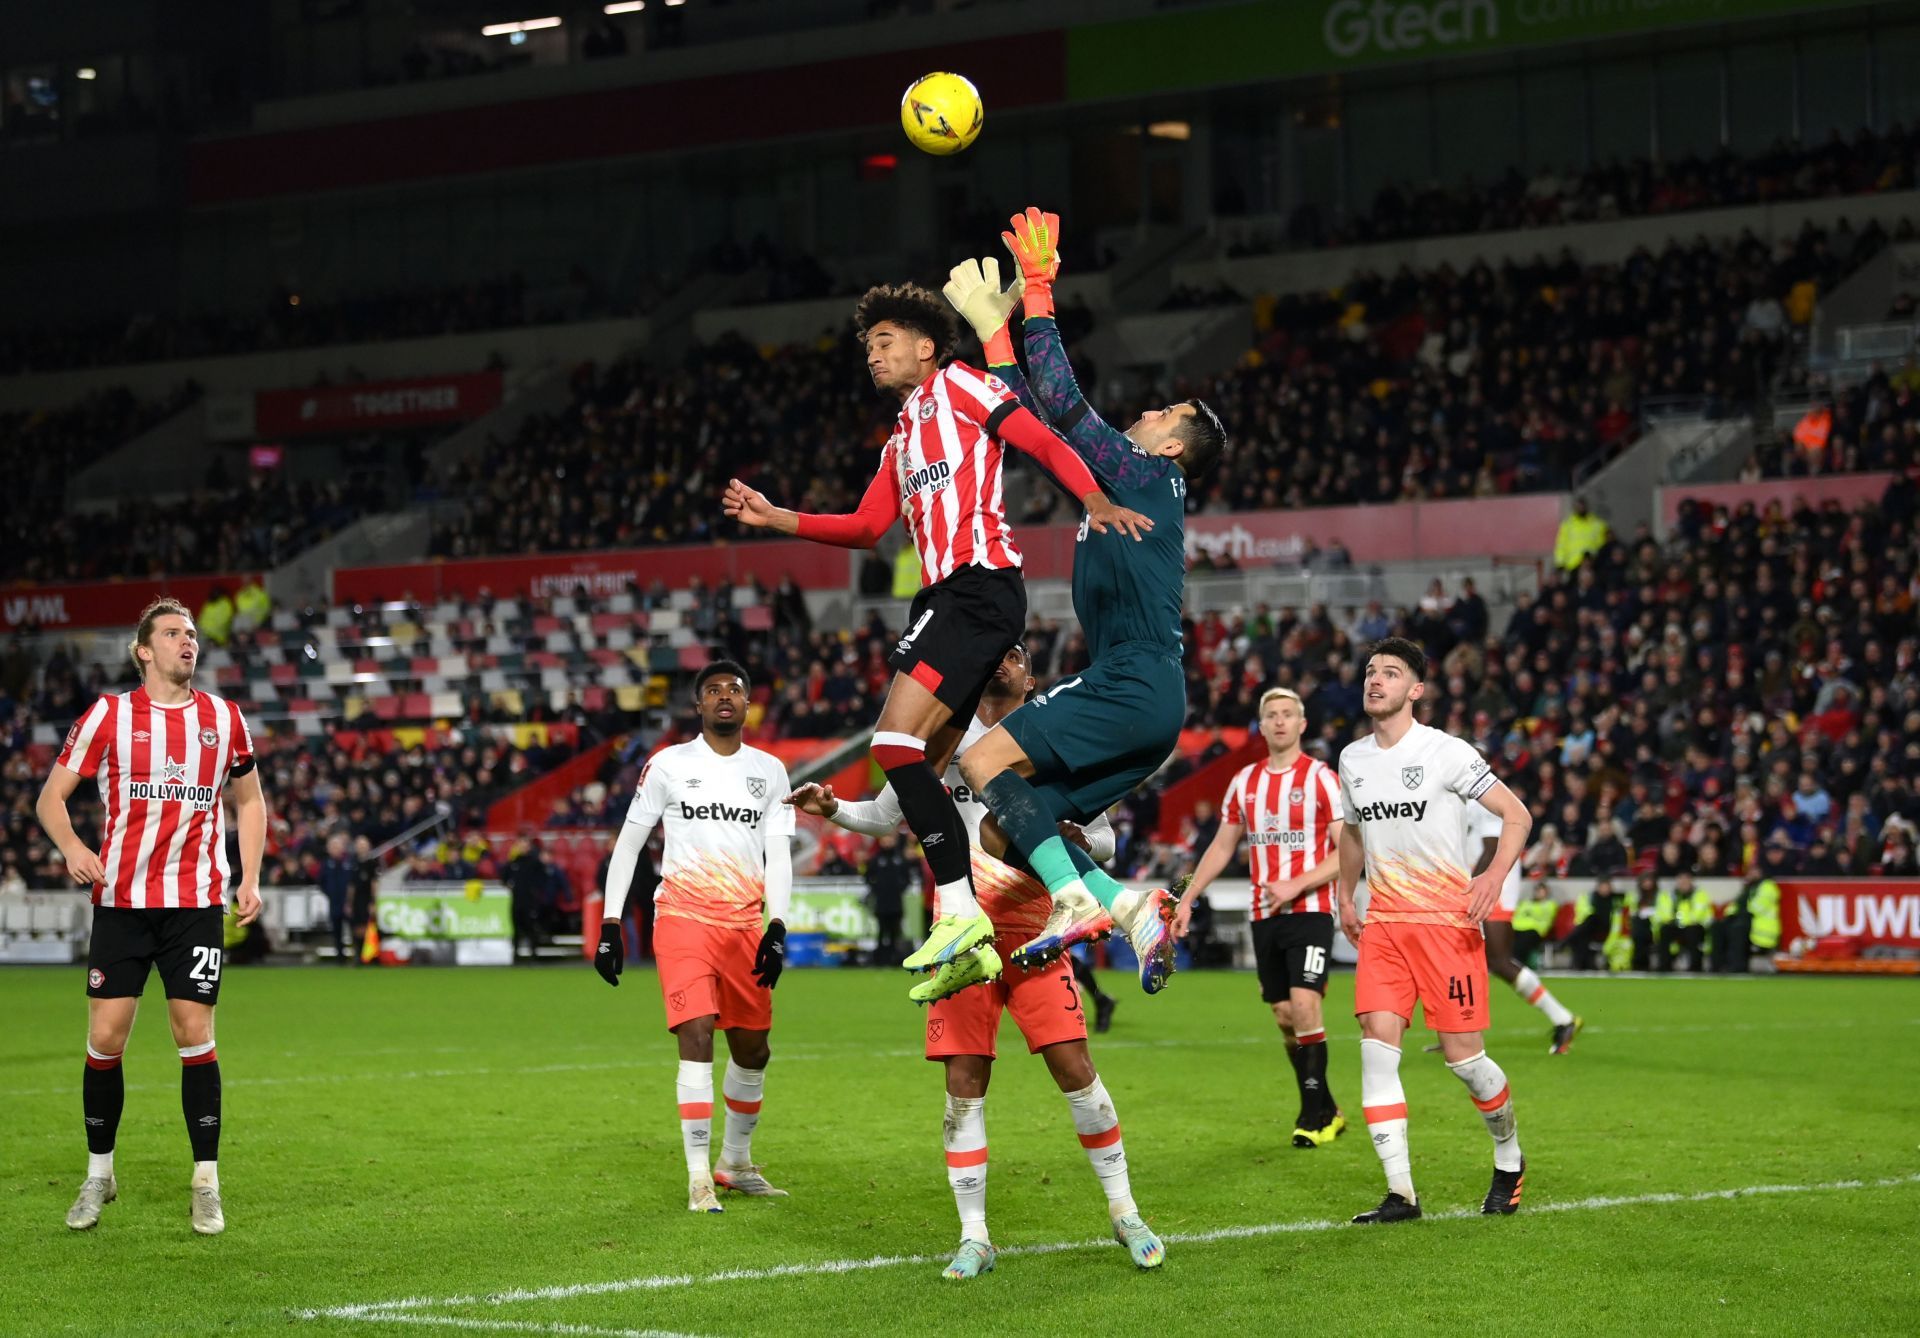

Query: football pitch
[[3, 963, 1915, 1336]]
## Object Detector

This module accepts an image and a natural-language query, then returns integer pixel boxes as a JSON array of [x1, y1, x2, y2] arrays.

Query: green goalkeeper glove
[[1001, 206, 1062, 320], [941, 257, 1023, 366]]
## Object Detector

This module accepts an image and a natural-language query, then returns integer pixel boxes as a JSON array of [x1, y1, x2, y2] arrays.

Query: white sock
[[1062, 1078, 1136, 1220], [87, 1151, 113, 1179], [191, 1160, 219, 1192], [676, 1059, 714, 1178], [1512, 966, 1575, 1027], [943, 1093, 988, 1243], [1359, 1038, 1415, 1202], [1446, 1049, 1522, 1172], [936, 877, 982, 920], [718, 1061, 765, 1167]]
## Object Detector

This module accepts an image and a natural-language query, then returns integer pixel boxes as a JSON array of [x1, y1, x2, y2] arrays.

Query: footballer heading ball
[[901, 72, 984, 156]]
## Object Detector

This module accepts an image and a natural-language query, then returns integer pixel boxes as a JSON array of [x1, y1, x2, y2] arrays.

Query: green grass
[[2, 963, 1916, 1336]]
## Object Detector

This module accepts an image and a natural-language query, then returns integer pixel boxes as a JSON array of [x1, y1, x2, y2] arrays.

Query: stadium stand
[[1232, 125, 1919, 252]]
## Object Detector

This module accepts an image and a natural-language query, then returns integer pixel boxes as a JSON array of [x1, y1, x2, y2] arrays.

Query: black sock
[[83, 1054, 124, 1155], [1285, 1043, 1307, 1119], [1298, 1039, 1335, 1124], [181, 1056, 221, 1162], [881, 760, 972, 887], [1070, 953, 1111, 1006]]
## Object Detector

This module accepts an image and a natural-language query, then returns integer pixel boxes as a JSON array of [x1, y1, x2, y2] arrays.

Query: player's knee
[[945, 1056, 991, 1098], [1270, 1000, 1294, 1032], [870, 730, 927, 775], [726, 1030, 771, 1070], [673, 1016, 717, 1059], [1290, 994, 1324, 1032], [168, 1013, 213, 1050], [1041, 1043, 1096, 1093]]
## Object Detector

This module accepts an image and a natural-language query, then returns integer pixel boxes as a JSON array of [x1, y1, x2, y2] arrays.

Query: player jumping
[[1174, 687, 1347, 1148], [594, 661, 797, 1213], [942, 208, 1228, 993], [37, 598, 267, 1236], [723, 283, 1149, 996], [1336, 638, 1533, 1223], [1465, 801, 1583, 1054], [787, 645, 1164, 1277]]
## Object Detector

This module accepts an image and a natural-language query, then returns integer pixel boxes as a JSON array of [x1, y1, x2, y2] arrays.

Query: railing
[[1831, 321, 1916, 365]]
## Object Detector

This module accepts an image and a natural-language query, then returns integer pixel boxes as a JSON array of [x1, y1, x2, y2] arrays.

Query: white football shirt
[[628, 736, 795, 931], [1338, 721, 1498, 929], [1462, 798, 1523, 913]]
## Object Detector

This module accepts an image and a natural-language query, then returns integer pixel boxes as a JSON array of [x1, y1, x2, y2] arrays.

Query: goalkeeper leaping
[[944, 207, 1229, 994]]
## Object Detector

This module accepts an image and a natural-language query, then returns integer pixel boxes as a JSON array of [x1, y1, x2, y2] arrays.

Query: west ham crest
[[1401, 767, 1424, 790], [747, 777, 767, 800]]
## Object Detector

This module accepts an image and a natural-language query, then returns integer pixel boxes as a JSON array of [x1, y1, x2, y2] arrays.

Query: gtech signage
[[1321, 0, 1499, 60]]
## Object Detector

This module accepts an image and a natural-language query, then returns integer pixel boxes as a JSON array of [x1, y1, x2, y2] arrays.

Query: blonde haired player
[[788, 645, 1164, 1279], [37, 598, 267, 1236], [1336, 638, 1532, 1223], [594, 661, 797, 1213], [1174, 687, 1347, 1148]]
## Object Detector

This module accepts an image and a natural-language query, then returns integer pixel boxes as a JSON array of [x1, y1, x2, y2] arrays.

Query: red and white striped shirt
[[886, 362, 1023, 582], [793, 361, 1105, 583], [1222, 754, 1344, 918], [55, 687, 257, 909]]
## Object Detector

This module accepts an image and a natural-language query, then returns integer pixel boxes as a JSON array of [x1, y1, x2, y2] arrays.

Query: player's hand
[[1338, 897, 1363, 949], [1171, 900, 1193, 941], [722, 477, 779, 530], [1002, 207, 1061, 320], [753, 921, 787, 990], [1465, 872, 1503, 924], [1057, 820, 1092, 853], [234, 881, 262, 926], [1001, 207, 1062, 285], [61, 843, 105, 887], [785, 783, 839, 818], [1083, 493, 1153, 541], [942, 257, 1023, 346], [594, 919, 624, 985]]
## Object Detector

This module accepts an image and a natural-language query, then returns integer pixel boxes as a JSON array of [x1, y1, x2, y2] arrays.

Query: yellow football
[[900, 71, 984, 156]]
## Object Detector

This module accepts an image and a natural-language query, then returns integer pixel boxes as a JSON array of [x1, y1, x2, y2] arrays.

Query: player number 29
[[188, 946, 223, 982]]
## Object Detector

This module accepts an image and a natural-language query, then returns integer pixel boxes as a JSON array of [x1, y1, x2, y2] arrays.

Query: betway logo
[[680, 801, 761, 825], [1324, 0, 1498, 60], [1353, 799, 1427, 823], [1796, 893, 1920, 942], [3, 594, 70, 626]]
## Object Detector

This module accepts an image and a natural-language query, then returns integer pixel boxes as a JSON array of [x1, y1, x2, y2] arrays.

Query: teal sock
[[981, 771, 1081, 893], [1060, 839, 1129, 913]]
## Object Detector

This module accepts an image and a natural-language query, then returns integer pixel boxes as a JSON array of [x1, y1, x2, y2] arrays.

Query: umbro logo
[[922, 833, 946, 847], [197, 1115, 219, 1127], [85, 1116, 104, 1126], [684, 778, 701, 788], [133, 731, 151, 742]]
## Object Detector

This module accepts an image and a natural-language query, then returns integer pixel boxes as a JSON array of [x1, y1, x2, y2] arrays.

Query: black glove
[[753, 921, 787, 990], [594, 920, 624, 986]]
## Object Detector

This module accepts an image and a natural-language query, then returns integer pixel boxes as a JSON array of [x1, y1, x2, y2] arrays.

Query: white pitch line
[[326, 1314, 707, 1338], [302, 1171, 1920, 1321]]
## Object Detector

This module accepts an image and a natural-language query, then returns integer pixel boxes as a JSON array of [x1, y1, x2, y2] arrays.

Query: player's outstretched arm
[[726, 463, 901, 549], [1173, 818, 1244, 939], [1002, 208, 1160, 491], [788, 781, 906, 837]]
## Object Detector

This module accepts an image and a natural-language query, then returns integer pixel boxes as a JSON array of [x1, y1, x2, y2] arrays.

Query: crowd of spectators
[[431, 219, 1899, 559], [1761, 359, 1920, 480], [0, 276, 555, 375], [1107, 480, 1919, 887], [1239, 126, 1919, 254]]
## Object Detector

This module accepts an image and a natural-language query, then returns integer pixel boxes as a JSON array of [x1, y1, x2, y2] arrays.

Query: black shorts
[[1252, 912, 1335, 1002], [887, 564, 1026, 723], [87, 906, 226, 1004]]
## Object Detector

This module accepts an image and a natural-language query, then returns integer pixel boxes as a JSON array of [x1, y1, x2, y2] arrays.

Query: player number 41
[[1447, 974, 1475, 1008]]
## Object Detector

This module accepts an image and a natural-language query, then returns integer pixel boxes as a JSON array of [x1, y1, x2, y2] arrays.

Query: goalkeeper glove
[[941, 257, 1023, 366], [753, 921, 788, 990], [1001, 206, 1062, 320], [594, 920, 624, 986]]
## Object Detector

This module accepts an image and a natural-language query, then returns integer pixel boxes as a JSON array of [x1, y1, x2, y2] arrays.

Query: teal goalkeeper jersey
[[993, 317, 1187, 662]]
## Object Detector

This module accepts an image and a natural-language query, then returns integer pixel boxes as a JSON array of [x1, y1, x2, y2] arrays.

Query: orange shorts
[[1354, 920, 1489, 1033], [654, 915, 772, 1034], [924, 956, 1087, 1060]]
